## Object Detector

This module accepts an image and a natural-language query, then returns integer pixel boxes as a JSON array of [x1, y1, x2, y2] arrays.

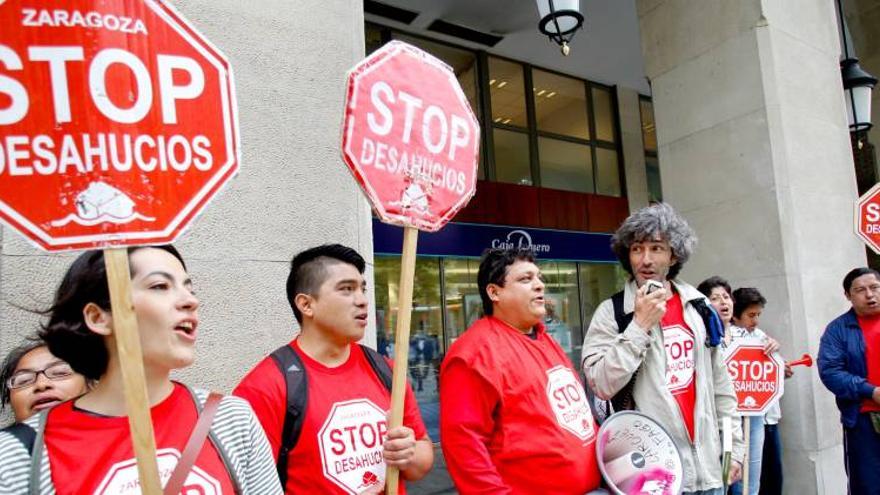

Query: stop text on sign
[[359, 80, 471, 195], [0, 44, 213, 176]]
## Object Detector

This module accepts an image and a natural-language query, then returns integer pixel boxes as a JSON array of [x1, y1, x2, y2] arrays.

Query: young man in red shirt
[[235, 244, 433, 494], [439, 247, 601, 494]]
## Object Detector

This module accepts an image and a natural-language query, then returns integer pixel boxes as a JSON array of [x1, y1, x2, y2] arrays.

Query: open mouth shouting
[[174, 318, 198, 342]]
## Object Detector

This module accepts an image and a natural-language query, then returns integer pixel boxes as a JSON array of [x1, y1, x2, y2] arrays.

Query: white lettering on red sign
[[93, 448, 221, 495], [663, 325, 695, 392], [545, 365, 595, 442], [318, 399, 388, 495], [341, 40, 480, 232], [0, 0, 239, 251], [723, 340, 784, 414]]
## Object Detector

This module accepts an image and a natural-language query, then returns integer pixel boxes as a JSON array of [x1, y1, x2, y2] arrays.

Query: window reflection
[[595, 147, 621, 197], [538, 137, 593, 193], [489, 57, 528, 128], [592, 86, 617, 143], [494, 128, 533, 185], [538, 261, 582, 364], [442, 259, 482, 345], [639, 99, 657, 152], [533, 69, 590, 139]]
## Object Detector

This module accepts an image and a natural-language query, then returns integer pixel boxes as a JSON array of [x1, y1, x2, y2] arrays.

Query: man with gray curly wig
[[582, 203, 744, 495]]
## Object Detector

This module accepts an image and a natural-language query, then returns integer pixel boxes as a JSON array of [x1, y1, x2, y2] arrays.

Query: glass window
[[578, 263, 627, 328], [537, 261, 582, 364], [639, 99, 657, 152], [592, 86, 617, 143], [488, 57, 528, 128], [494, 128, 533, 185], [373, 256, 443, 440], [646, 156, 663, 202], [394, 33, 479, 116], [441, 259, 482, 345], [532, 69, 590, 140], [365, 24, 385, 56], [595, 147, 621, 197], [538, 137, 593, 193]]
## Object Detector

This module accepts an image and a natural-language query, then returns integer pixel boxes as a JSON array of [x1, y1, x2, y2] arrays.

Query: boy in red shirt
[[235, 244, 433, 494], [439, 247, 601, 494]]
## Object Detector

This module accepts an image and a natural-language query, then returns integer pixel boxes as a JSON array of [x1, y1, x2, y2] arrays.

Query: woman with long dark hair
[[0, 246, 281, 494]]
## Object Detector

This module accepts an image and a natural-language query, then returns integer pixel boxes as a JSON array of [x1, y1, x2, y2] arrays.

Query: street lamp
[[536, 0, 583, 56], [836, 0, 877, 135], [842, 57, 877, 133]]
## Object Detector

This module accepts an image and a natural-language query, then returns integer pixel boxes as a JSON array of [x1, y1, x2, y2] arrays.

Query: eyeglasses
[[6, 362, 75, 390]]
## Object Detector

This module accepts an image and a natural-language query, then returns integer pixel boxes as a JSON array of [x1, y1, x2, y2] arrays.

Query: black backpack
[[608, 289, 722, 412], [269, 343, 393, 490]]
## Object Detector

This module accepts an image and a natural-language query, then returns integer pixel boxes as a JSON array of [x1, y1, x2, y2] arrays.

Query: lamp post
[[837, 0, 876, 140], [536, 0, 584, 56]]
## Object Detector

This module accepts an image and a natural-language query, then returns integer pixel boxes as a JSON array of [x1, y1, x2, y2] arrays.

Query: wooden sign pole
[[385, 226, 419, 495], [104, 248, 162, 495], [741, 416, 751, 493]]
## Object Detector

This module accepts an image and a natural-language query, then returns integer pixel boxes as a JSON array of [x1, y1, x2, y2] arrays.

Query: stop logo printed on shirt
[[545, 365, 595, 442], [93, 448, 221, 494], [318, 399, 389, 494], [663, 325, 695, 392]]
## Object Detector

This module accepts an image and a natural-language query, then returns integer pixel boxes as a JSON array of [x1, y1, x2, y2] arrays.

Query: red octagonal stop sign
[[856, 182, 880, 254], [723, 339, 784, 415], [341, 41, 480, 232], [0, 0, 239, 251]]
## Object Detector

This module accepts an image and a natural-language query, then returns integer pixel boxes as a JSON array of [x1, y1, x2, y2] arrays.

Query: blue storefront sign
[[372, 219, 616, 263]]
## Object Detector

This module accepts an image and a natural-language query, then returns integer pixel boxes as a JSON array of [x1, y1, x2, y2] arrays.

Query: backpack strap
[[270, 344, 308, 492], [359, 344, 393, 392], [609, 290, 639, 412]]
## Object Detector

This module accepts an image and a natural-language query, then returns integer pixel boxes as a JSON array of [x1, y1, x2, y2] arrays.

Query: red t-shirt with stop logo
[[234, 340, 427, 494], [43, 383, 235, 495], [858, 314, 880, 413], [661, 292, 697, 441]]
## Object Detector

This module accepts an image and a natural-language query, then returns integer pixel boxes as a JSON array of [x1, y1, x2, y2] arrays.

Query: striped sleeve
[[208, 394, 283, 494], [0, 431, 31, 494], [0, 414, 55, 495]]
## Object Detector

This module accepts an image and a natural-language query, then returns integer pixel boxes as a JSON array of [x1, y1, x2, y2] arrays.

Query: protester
[[730, 287, 786, 495], [439, 247, 601, 494], [818, 267, 880, 495], [0, 246, 282, 494], [235, 244, 433, 494], [697, 279, 789, 495], [1, 340, 88, 423], [582, 203, 743, 495]]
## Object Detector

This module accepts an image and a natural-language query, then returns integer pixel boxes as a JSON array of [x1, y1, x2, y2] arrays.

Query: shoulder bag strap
[[162, 392, 223, 495], [28, 411, 49, 495]]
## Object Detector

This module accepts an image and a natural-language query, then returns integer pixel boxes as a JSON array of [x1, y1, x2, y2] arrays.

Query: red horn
[[787, 353, 813, 368]]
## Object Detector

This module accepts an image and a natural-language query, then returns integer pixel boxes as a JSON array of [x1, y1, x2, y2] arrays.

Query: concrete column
[[618, 86, 651, 211], [638, 1, 862, 493], [0, 0, 374, 401]]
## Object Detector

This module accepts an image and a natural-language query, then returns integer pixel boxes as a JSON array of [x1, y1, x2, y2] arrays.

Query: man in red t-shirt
[[235, 244, 433, 494], [439, 247, 601, 495], [819, 267, 880, 495], [582, 203, 744, 495]]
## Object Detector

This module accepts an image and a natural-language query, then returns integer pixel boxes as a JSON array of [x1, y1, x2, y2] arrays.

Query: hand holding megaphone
[[596, 411, 683, 495]]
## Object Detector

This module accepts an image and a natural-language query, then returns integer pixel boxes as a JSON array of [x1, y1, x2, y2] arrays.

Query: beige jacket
[[581, 279, 744, 492]]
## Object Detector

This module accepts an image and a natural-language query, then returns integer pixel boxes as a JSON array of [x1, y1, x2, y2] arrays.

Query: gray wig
[[611, 202, 697, 280]]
